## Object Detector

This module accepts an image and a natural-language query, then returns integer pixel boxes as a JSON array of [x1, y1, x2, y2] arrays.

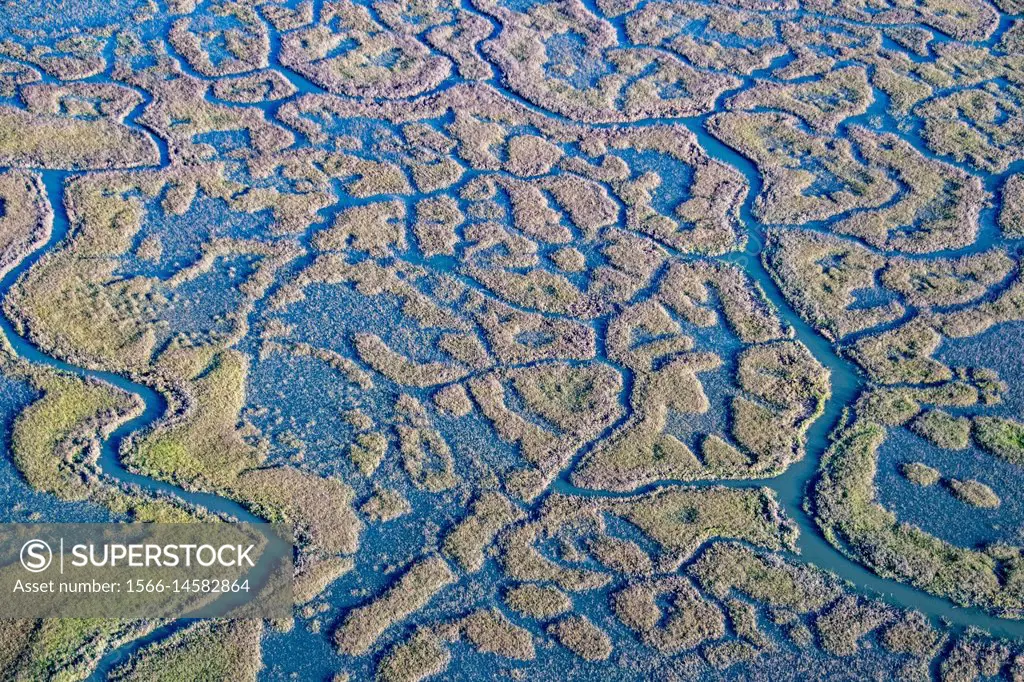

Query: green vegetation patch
[[110, 620, 263, 682], [901, 462, 941, 487], [973, 416, 1024, 466]]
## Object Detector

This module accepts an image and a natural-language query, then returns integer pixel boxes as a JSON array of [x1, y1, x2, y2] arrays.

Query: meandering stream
[[0, 171, 262, 524], [0, 51, 1022, 682]]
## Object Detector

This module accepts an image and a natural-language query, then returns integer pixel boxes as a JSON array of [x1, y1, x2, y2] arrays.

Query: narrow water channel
[[0, 171, 262, 524], [681, 114, 1024, 640], [0, 87, 1021, 682]]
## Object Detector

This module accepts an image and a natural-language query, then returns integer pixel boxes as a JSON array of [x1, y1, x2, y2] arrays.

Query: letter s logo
[[20, 539, 52, 573]]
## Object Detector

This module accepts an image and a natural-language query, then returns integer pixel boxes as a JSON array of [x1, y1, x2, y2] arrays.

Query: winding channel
[[1, 172, 288, 678], [0, 57, 1022, 681], [683, 115, 1024, 641], [477, 57, 1024, 638], [0, 171, 262, 524]]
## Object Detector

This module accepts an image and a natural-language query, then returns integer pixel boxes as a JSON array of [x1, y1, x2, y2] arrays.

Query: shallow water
[[2, 0, 1024, 676], [0, 172, 263, 521]]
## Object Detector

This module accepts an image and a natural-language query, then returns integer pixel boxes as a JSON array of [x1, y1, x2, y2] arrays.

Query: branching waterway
[[682, 112, 1024, 641], [0, 171, 262, 524], [476, 58, 1024, 638], [0, 29, 1022, 681], [0, 171, 286, 678]]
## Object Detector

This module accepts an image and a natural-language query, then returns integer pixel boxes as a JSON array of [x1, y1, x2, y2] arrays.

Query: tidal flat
[[1, 0, 1024, 679]]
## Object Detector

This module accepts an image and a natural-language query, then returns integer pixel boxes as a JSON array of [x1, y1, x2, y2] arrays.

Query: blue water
[[119, 192, 277, 278], [2, 0, 1024, 677], [0, 369, 118, 523], [878, 428, 1024, 549], [242, 348, 385, 474], [671, 110, 1024, 640], [662, 306, 740, 454], [612, 147, 696, 219], [0, 0, 140, 35], [0, 172, 266, 522], [0, 172, 292, 680], [938, 321, 1024, 416]]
